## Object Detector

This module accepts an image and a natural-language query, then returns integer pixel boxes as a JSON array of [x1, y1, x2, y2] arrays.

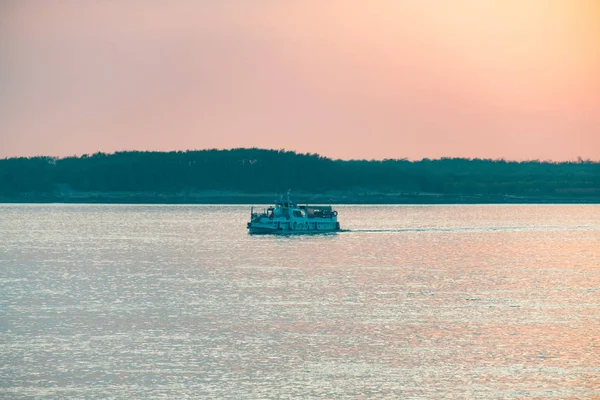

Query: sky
[[1, 0, 599, 161]]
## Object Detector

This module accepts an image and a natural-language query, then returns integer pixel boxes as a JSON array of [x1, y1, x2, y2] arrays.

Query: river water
[[1, 204, 599, 399]]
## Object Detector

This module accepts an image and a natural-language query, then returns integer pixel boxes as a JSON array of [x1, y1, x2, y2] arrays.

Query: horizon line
[[2, 147, 599, 164]]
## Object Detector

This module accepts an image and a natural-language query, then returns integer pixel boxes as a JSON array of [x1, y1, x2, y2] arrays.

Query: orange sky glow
[[1, 0, 598, 160]]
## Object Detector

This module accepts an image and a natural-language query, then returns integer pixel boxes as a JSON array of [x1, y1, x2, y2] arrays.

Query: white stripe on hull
[[248, 219, 340, 234], [249, 227, 340, 235]]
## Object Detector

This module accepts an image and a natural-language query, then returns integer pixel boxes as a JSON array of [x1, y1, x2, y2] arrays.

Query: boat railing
[[306, 209, 337, 218], [251, 210, 267, 220]]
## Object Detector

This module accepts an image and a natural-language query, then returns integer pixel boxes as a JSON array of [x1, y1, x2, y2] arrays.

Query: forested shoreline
[[1, 148, 599, 203]]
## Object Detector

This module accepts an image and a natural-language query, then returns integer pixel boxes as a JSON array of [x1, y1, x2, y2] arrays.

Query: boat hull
[[249, 227, 340, 235], [248, 226, 279, 234], [248, 221, 340, 235]]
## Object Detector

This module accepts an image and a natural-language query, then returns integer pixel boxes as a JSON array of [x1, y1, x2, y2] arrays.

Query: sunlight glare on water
[[0, 204, 599, 399]]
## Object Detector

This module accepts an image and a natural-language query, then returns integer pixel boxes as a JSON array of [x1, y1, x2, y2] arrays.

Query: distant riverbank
[[2, 149, 599, 204], [2, 190, 599, 204]]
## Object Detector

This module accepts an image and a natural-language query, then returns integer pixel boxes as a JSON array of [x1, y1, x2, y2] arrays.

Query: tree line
[[1, 148, 599, 200]]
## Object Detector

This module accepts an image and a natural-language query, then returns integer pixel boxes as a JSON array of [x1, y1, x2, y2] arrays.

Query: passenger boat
[[247, 193, 340, 234]]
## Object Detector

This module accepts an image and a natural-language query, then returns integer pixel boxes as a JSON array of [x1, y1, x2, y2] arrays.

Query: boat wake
[[344, 225, 594, 233]]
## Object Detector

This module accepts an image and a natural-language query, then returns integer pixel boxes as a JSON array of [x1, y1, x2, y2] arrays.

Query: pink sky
[[1, 1, 599, 160]]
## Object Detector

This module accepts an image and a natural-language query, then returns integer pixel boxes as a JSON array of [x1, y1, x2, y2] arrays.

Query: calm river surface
[[1, 204, 599, 399]]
